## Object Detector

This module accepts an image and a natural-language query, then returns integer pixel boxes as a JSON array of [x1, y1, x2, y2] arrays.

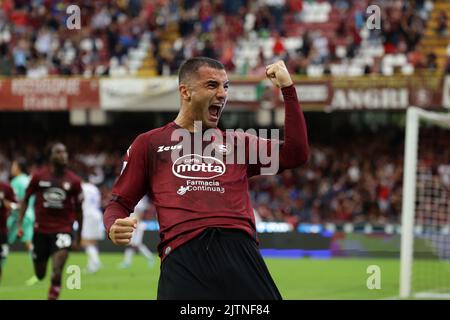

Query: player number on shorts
[[56, 233, 72, 249]]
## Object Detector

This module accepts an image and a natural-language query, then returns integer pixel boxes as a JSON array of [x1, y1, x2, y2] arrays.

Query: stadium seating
[[1, 0, 448, 77]]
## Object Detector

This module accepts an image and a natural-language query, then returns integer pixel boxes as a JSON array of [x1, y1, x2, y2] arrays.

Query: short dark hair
[[46, 142, 65, 160], [15, 157, 28, 175], [178, 57, 225, 84]]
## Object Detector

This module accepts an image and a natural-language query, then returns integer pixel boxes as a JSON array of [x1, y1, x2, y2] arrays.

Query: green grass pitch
[[0, 252, 404, 300]]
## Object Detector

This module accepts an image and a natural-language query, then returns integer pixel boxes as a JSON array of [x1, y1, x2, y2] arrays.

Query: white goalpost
[[400, 107, 450, 299]]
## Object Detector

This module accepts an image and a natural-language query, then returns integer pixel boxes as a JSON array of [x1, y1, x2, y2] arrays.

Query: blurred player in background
[[81, 177, 104, 274], [0, 181, 16, 283], [118, 195, 154, 269], [17, 143, 83, 300], [6, 158, 38, 285], [104, 57, 309, 299]]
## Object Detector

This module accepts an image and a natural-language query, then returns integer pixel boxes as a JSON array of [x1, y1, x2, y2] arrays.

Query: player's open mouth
[[208, 104, 222, 121]]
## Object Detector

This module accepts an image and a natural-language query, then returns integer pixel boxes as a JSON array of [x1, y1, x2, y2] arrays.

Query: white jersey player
[[119, 196, 155, 268], [81, 181, 104, 273]]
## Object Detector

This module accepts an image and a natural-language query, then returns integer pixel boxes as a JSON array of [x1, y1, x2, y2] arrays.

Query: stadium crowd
[[0, 0, 444, 78], [1, 126, 448, 228]]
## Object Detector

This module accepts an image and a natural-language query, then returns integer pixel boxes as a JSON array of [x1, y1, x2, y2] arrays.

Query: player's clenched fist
[[265, 60, 293, 88], [109, 217, 138, 245]]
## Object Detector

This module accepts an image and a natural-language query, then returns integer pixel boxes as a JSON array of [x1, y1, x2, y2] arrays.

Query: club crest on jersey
[[172, 154, 225, 179], [63, 182, 71, 190], [43, 187, 67, 209], [214, 143, 232, 155], [157, 144, 182, 153]]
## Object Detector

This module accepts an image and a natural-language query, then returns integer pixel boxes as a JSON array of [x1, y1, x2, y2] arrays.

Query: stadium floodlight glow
[[400, 107, 450, 299]]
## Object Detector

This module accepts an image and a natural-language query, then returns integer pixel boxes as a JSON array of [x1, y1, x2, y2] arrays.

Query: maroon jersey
[[0, 182, 16, 234], [24, 166, 83, 233], [104, 85, 309, 260]]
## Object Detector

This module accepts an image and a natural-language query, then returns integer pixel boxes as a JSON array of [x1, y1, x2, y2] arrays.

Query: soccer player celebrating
[[0, 180, 17, 283], [104, 57, 309, 299], [17, 143, 83, 300]]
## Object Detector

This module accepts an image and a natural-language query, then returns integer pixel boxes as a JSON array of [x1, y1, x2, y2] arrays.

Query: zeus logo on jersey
[[172, 154, 225, 179], [157, 144, 182, 153]]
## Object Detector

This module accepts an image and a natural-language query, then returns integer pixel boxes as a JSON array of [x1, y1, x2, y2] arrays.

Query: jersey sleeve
[[24, 174, 39, 202], [104, 134, 151, 235], [5, 184, 17, 203], [246, 85, 309, 177], [245, 133, 283, 178], [110, 133, 150, 212]]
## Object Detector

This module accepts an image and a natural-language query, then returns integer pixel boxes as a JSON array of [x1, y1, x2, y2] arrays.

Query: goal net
[[400, 107, 450, 299]]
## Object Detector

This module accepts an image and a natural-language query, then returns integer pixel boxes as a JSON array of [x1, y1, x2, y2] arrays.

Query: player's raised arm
[[265, 60, 309, 169], [103, 134, 150, 245]]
